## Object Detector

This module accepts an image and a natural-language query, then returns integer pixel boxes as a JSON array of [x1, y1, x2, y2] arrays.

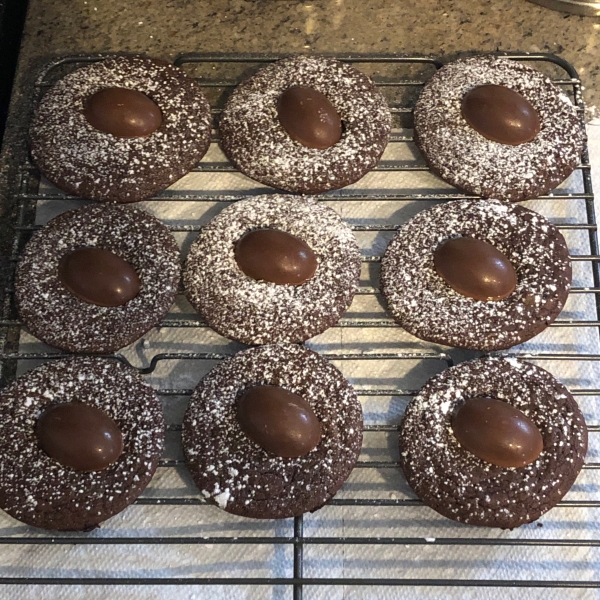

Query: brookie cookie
[[29, 55, 212, 203], [0, 357, 165, 531], [184, 194, 361, 345], [182, 344, 363, 519], [380, 198, 571, 351], [399, 357, 587, 528], [15, 203, 180, 353], [219, 55, 392, 193], [413, 55, 584, 202]]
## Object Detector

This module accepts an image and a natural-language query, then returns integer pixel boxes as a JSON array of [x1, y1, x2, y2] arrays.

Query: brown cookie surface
[[380, 198, 571, 351], [413, 55, 584, 202], [184, 194, 361, 345], [29, 55, 212, 203], [219, 55, 392, 194], [399, 357, 587, 529], [0, 357, 165, 531], [182, 344, 363, 519], [15, 203, 181, 353]]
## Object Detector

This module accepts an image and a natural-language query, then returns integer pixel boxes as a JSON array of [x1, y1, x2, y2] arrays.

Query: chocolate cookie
[[219, 55, 392, 194], [182, 344, 363, 519], [413, 55, 584, 202], [29, 55, 212, 203], [399, 357, 587, 529], [0, 357, 165, 531], [184, 194, 361, 345], [380, 198, 571, 351], [15, 203, 180, 353]]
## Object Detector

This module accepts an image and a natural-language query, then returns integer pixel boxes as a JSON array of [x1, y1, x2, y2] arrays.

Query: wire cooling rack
[[0, 53, 599, 598]]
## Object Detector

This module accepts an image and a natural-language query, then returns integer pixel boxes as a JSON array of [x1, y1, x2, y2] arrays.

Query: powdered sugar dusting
[[380, 198, 571, 351], [29, 56, 212, 203], [399, 357, 587, 529], [0, 357, 165, 531], [183, 194, 361, 345], [15, 203, 181, 353], [414, 55, 584, 202], [219, 55, 392, 194], [182, 344, 363, 519]]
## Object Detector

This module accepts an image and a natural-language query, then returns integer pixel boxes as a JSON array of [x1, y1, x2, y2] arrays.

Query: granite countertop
[[1, 0, 599, 219], [17, 0, 600, 104]]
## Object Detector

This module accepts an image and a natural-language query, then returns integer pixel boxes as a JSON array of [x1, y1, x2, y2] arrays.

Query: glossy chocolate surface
[[434, 237, 517, 301], [461, 84, 541, 146], [234, 228, 318, 285], [36, 402, 124, 471], [59, 247, 141, 307], [237, 385, 322, 458], [277, 86, 342, 149], [451, 397, 544, 468], [84, 87, 162, 138]]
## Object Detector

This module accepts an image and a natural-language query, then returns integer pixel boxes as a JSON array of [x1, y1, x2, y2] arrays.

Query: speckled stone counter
[[0, 0, 599, 221], [17, 0, 600, 103]]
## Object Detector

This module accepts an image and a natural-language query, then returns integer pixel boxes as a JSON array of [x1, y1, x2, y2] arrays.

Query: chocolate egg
[[434, 237, 517, 301], [84, 87, 162, 138], [452, 397, 543, 468], [59, 247, 141, 307], [461, 84, 541, 146], [277, 86, 342, 149], [234, 228, 318, 285], [36, 402, 124, 471], [237, 385, 322, 458]]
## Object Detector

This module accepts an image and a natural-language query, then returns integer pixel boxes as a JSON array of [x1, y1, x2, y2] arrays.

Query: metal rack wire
[[0, 53, 599, 597]]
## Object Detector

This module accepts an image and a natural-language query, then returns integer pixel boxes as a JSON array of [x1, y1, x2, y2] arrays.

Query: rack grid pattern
[[0, 53, 599, 597]]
